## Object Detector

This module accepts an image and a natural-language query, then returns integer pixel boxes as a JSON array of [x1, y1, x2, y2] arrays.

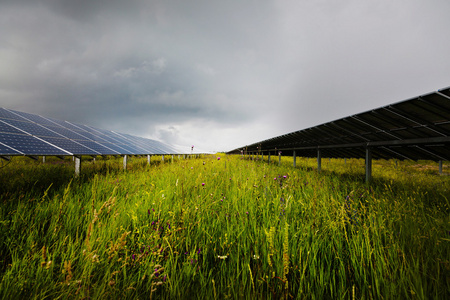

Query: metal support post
[[268, 152, 271, 163], [439, 160, 443, 175], [278, 152, 281, 166], [317, 149, 322, 173], [123, 155, 128, 171], [162, 155, 164, 162], [147, 155, 151, 165], [365, 147, 372, 183], [75, 156, 81, 177]]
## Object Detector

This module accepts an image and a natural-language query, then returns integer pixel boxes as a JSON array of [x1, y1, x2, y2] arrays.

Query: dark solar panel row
[[229, 86, 450, 161], [0, 108, 178, 156]]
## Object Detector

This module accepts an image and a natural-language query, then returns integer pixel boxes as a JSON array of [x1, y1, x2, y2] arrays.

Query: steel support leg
[[317, 149, 322, 173], [123, 155, 128, 171], [365, 148, 372, 183], [75, 156, 81, 177]]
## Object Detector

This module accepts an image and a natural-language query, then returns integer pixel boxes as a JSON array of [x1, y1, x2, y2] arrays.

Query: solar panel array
[[228, 86, 450, 161], [0, 108, 178, 157]]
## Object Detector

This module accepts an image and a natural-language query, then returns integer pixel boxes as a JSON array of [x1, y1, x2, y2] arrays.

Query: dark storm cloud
[[1, 0, 449, 152]]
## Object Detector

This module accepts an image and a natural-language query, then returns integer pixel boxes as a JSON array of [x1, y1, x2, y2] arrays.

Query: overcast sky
[[1, 0, 449, 153]]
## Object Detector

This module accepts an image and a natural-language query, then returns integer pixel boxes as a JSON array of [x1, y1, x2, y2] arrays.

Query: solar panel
[[1, 119, 64, 138], [0, 120, 26, 134], [229, 88, 450, 162], [0, 108, 27, 121], [38, 136, 100, 155], [0, 108, 179, 157], [0, 142, 22, 155], [7, 109, 61, 127], [0, 133, 71, 156]]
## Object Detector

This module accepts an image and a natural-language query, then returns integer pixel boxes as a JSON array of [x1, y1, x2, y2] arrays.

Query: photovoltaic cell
[[39, 136, 99, 155], [0, 107, 180, 157], [0, 142, 22, 155], [0, 108, 27, 121], [41, 125, 89, 140], [229, 88, 450, 161], [1, 119, 63, 138], [0, 133, 70, 155], [7, 109, 60, 127], [74, 140, 119, 155], [0, 120, 25, 134]]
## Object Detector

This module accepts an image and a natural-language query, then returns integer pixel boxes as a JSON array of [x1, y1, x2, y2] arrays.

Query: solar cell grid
[[0, 108, 27, 121], [74, 140, 119, 155], [1, 107, 180, 157], [42, 125, 88, 140], [0, 132, 70, 155], [232, 87, 450, 162], [0, 120, 25, 134], [1, 119, 64, 138], [39, 136, 99, 155], [7, 109, 59, 127], [46, 118, 83, 131], [0, 142, 22, 155], [95, 142, 133, 155]]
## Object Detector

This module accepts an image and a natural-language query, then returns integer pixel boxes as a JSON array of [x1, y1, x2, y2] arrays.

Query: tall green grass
[[0, 154, 449, 299]]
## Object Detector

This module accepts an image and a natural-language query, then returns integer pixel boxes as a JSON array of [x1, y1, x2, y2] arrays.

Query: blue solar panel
[[7, 109, 59, 127], [0, 108, 180, 157], [0, 133, 70, 155], [0, 108, 27, 121], [94, 141, 133, 155], [45, 118, 82, 131], [1, 119, 63, 138], [39, 136, 100, 155], [0, 120, 25, 134], [94, 129, 150, 153], [74, 140, 119, 155], [116, 133, 160, 153], [41, 125, 89, 140], [0, 142, 22, 155]]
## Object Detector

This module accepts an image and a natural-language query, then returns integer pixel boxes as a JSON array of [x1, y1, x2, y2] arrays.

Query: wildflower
[[132, 254, 135, 260], [217, 157, 221, 160], [253, 255, 260, 260], [202, 183, 205, 186], [163, 275, 167, 282], [246, 211, 249, 215], [197, 248, 201, 254], [155, 268, 159, 277], [283, 175, 287, 179], [218, 255, 228, 260], [148, 209, 151, 215]]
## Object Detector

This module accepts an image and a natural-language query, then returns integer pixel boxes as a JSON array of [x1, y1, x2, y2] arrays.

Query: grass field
[[0, 154, 449, 299]]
